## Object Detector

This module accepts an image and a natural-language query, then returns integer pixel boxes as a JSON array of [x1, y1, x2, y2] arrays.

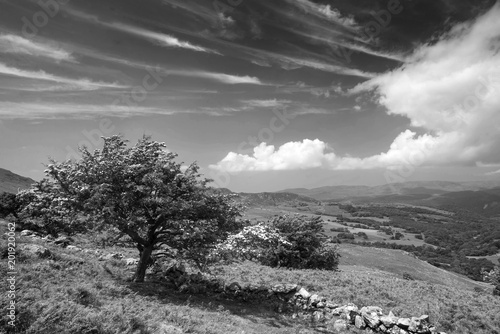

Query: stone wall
[[164, 263, 447, 334]]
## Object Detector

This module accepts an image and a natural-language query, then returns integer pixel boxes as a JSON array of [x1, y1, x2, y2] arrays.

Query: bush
[[216, 215, 340, 271]]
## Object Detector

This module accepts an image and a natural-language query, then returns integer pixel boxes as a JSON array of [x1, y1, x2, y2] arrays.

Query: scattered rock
[[66, 245, 81, 251], [397, 318, 411, 329], [226, 282, 241, 291], [271, 283, 298, 294], [355, 315, 366, 329], [22, 244, 51, 258], [54, 236, 73, 247]]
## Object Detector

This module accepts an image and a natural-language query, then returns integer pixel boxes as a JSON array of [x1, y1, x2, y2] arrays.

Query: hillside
[[231, 191, 320, 207], [2, 219, 499, 334], [0, 168, 35, 194]]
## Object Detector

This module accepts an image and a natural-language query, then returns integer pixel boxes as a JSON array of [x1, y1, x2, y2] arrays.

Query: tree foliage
[[217, 215, 340, 270], [0, 192, 20, 220], [18, 136, 242, 282]]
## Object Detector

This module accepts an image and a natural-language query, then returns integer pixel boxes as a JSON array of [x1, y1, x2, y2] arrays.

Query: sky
[[0, 0, 499, 192]]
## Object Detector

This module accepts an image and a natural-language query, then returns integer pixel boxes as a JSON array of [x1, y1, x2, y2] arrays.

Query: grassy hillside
[[2, 219, 500, 334], [0, 168, 35, 194]]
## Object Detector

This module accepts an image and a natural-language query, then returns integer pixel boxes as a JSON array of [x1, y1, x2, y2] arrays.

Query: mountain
[[280, 180, 500, 201], [230, 191, 319, 207], [0, 168, 36, 194]]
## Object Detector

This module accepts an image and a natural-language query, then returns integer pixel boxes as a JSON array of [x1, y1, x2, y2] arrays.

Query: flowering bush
[[214, 223, 291, 262], [215, 215, 340, 271]]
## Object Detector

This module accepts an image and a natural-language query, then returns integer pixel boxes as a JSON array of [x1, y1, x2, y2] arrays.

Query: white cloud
[[0, 34, 75, 62], [210, 139, 337, 172], [0, 101, 181, 119], [0, 62, 127, 90], [241, 99, 291, 108], [211, 4, 500, 173], [108, 22, 221, 54], [287, 0, 357, 27], [168, 70, 264, 85]]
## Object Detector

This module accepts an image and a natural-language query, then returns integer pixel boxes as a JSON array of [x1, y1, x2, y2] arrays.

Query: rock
[[66, 245, 81, 251], [332, 319, 348, 332], [54, 235, 73, 246], [125, 258, 138, 266], [325, 301, 338, 309], [397, 318, 411, 329], [22, 244, 51, 258], [312, 310, 324, 321], [354, 315, 366, 329], [271, 283, 298, 294], [41, 235, 54, 242], [309, 294, 320, 306], [360, 306, 383, 328], [20, 230, 34, 236], [409, 315, 431, 333], [380, 311, 398, 328], [226, 282, 241, 291], [295, 287, 311, 299], [316, 301, 326, 308]]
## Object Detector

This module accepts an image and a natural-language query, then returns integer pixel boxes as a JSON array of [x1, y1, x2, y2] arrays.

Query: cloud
[[167, 69, 264, 85], [210, 139, 337, 172], [287, 0, 357, 27], [211, 4, 500, 173], [66, 8, 220, 54], [0, 63, 127, 90], [0, 34, 75, 62], [108, 22, 221, 54], [0, 101, 183, 119]]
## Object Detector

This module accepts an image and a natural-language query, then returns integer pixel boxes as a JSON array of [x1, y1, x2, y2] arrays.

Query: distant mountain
[[280, 180, 500, 201], [218, 190, 319, 207], [0, 168, 36, 194]]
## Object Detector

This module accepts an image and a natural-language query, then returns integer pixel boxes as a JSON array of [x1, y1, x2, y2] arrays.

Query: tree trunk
[[133, 244, 153, 283]]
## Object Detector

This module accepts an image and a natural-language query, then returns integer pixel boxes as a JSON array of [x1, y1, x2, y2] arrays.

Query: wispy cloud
[[0, 63, 127, 91], [108, 22, 221, 54], [285, 0, 357, 27], [0, 34, 75, 62], [66, 7, 220, 54], [167, 69, 264, 85], [0, 101, 182, 119]]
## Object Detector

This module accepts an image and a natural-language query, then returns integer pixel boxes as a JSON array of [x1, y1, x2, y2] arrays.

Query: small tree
[[0, 192, 20, 220], [18, 136, 241, 282]]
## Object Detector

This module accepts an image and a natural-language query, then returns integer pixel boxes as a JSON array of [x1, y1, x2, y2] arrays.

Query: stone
[[380, 312, 398, 328], [125, 258, 138, 266], [316, 301, 326, 308], [312, 310, 324, 321], [20, 230, 34, 236], [409, 315, 431, 333], [332, 319, 348, 332], [22, 244, 51, 258], [325, 302, 338, 309], [54, 235, 73, 246], [272, 283, 298, 294], [295, 287, 311, 299], [227, 282, 241, 291], [66, 245, 81, 251], [397, 318, 411, 329], [360, 306, 383, 328], [354, 315, 366, 329], [309, 294, 321, 306]]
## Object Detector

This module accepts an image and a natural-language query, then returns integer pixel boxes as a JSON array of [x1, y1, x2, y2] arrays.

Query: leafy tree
[[18, 136, 241, 282], [0, 192, 20, 219], [270, 215, 340, 270]]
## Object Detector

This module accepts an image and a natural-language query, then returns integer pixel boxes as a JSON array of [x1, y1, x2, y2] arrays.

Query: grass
[[2, 219, 500, 334]]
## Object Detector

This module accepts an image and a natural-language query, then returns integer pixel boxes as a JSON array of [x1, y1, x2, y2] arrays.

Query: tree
[[18, 136, 241, 282], [0, 192, 20, 220]]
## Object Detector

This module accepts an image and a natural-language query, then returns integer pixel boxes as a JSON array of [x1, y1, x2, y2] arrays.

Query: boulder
[[354, 315, 367, 329], [125, 258, 138, 266], [309, 294, 321, 306], [295, 287, 311, 299], [66, 245, 81, 251], [408, 315, 431, 333], [380, 311, 398, 328], [226, 282, 241, 291], [271, 283, 298, 294], [397, 318, 411, 329], [360, 306, 383, 328], [22, 244, 51, 258], [332, 319, 348, 332], [54, 236, 73, 247], [20, 230, 34, 236]]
